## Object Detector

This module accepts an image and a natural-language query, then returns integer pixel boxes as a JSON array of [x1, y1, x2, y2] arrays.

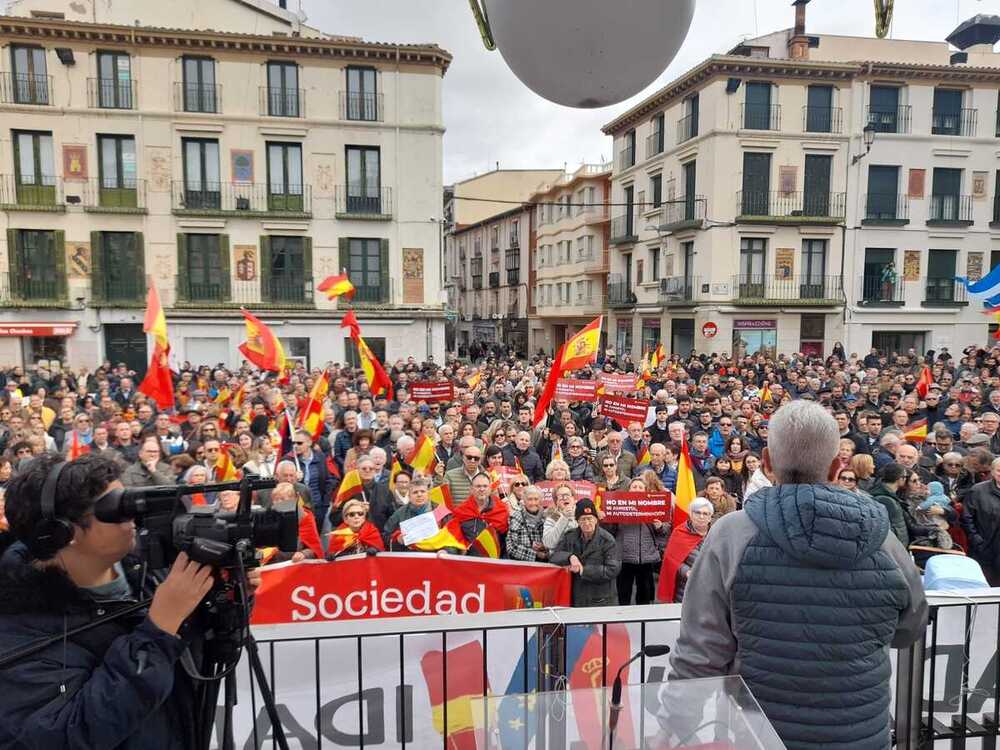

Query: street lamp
[[852, 123, 877, 165]]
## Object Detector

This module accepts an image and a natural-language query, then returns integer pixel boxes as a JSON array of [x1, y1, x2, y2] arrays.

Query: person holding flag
[[324, 498, 385, 559], [449, 472, 509, 558]]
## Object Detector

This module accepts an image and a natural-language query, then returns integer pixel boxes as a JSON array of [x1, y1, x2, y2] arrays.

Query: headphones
[[29, 461, 75, 560]]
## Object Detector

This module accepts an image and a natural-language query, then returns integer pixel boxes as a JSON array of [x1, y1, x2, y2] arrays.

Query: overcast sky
[[305, 0, 988, 184]]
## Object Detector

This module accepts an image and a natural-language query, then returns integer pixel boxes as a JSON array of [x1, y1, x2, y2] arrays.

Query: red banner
[[410, 381, 455, 403], [555, 378, 599, 401], [599, 394, 650, 425], [250, 554, 572, 624], [601, 491, 672, 524], [598, 373, 638, 393], [534, 479, 598, 507]]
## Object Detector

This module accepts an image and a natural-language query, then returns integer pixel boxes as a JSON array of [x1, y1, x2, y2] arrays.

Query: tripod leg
[[223, 671, 237, 750], [246, 633, 290, 750]]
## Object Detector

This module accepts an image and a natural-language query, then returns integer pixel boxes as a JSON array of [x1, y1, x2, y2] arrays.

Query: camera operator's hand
[[148, 552, 214, 636], [246, 566, 263, 594]]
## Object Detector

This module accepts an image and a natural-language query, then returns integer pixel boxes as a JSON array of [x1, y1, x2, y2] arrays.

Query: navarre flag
[[673, 436, 697, 526], [409, 434, 438, 475], [356, 335, 394, 400], [339, 310, 361, 341], [334, 469, 365, 506], [238, 308, 287, 373], [915, 366, 934, 399], [904, 419, 929, 443], [420, 641, 489, 750], [325, 523, 385, 557], [214, 444, 239, 481], [296, 372, 330, 441], [559, 316, 603, 373], [318, 271, 356, 302]]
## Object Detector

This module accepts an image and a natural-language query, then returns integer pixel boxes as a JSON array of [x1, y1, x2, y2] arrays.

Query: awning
[[0, 323, 78, 337]]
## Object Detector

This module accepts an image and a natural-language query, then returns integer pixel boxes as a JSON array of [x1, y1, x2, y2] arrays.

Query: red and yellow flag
[[214, 386, 231, 405], [215, 444, 239, 481], [334, 469, 365, 506], [559, 316, 603, 373], [389, 457, 403, 492], [915, 366, 934, 399], [404, 501, 467, 551], [651, 343, 665, 369], [904, 419, 928, 443], [326, 523, 385, 557], [637, 445, 651, 467], [673, 436, 697, 526], [296, 371, 330, 441], [238, 308, 287, 373], [466, 371, 482, 390], [138, 280, 174, 410], [428, 484, 455, 511], [318, 272, 356, 302], [340, 310, 361, 340], [409, 435, 438, 475], [420, 641, 489, 750], [143, 280, 169, 351], [356, 335, 394, 400]]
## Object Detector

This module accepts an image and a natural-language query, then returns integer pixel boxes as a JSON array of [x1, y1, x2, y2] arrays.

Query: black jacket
[[502, 445, 544, 483], [0, 543, 198, 749]]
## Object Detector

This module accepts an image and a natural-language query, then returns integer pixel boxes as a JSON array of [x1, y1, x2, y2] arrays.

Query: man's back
[[669, 484, 927, 750]]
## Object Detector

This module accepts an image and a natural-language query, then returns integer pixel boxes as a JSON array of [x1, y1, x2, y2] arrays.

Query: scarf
[[656, 522, 705, 603], [325, 521, 385, 559]]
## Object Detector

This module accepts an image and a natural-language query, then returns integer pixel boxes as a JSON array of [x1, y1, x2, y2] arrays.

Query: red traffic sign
[[702, 322, 718, 339]]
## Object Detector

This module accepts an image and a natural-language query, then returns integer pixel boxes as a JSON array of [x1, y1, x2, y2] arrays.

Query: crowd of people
[[0, 340, 998, 600]]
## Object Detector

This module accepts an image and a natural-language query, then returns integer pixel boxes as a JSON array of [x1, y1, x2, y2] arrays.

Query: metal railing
[[677, 112, 698, 143], [171, 181, 311, 214], [0, 270, 67, 305], [339, 91, 383, 121], [929, 194, 974, 224], [866, 105, 912, 134], [924, 277, 969, 305], [334, 186, 393, 218], [173, 81, 222, 113], [174, 274, 314, 307], [932, 108, 977, 137], [859, 277, 906, 305], [732, 274, 843, 303], [618, 145, 635, 171], [260, 86, 304, 117], [802, 105, 843, 133], [737, 190, 847, 219], [81, 178, 147, 211], [87, 77, 136, 109], [351, 280, 391, 305], [0, 174, 63, 208], [661, 196, 707, 229], [741, 103, 781, 130], [659, 275, 699, 304], [609, 214, 636, 244], [607, 274, 636, 307], [0, 72, 51, 105], [865, 193, 910, 223], [646, 130, 664, 158], [506, 268, 520, 286], [91, 275, 145, 305]]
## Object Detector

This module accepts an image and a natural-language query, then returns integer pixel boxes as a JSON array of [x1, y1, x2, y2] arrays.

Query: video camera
[[93, 473, 298, 570]]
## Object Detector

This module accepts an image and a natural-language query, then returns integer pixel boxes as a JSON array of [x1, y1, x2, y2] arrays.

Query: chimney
[[788, 0, 811, 60]]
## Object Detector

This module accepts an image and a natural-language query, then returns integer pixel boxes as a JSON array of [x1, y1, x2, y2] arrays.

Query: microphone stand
[[608, 644, 670, 750]]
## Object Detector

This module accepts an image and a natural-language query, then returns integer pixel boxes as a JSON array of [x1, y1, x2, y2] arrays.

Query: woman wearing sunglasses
[[325, 498, 385, 560]]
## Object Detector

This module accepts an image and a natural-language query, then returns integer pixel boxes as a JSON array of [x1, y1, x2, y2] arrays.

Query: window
[[9, 229, 65, 301], [683, 161, 697, 219], [805, 85, 834, 133], [994, 171, 1000, 224], [182, 57, 217, 113], [866, 166, 900, 220], [344, 337, 385, 368], [799, 314, 826, 357], [800, 239, 827, 298], [13, 130, 55, 205], [10, 45, 48, 104], [346, 146, 382, 214], [932, 88, 964, 136], [636, 258, 644, 285], [506, 246, 520, 285], [650, 113, 665, 155], [345, 66, 378, 121], [682, 241, 695, 284], [926, 250, 958, 303], [96, 51, 132, 109], [491, 225, 500, 249], [511, 219, 520, 247], [680, 94, 699, 142], [265, 236, 309, 302], [266, 142, 304, 212], [803, 154, 832, 216], [739, 238, 767, 297], [179, 234, 227, 302], [869, 86, 902, 133], [624, 185, 635, 236], [623, 251, 633, 289], [650, 174, 663, 208], [741, 153, 772, 215], [345, 237, 386, 303], [650, 247, 660, 281], [98, 135, 137, 208], [93, 232, 144, 302], [266, 61, 300, 117], [930, 168, 966, 223], [862, 248, 897, 303], [182, 138, 220, 209], [621, 129, 636, 169], [744, 82, 774, 130]]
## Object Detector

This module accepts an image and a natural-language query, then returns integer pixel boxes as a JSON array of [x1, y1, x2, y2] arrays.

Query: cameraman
[[0, 453, 234, 749]]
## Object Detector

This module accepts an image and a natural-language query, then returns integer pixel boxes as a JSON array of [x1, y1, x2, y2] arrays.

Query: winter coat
[[566, 455, 596, 482], [0, 543, 198, 749], [667, 484, 927, 750], [549, 527, 621, 607], [542, 507, 576, 552], [869, 482, 911, 547], [120, 460, 174, 488], [502, 445, 544, 483], [605, 520, 668, 566], [963, 479, 1000, 568]]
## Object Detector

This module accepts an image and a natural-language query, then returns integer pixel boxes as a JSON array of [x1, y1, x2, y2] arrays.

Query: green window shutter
[[53, 231, 67, 302], [259, 236, 271, 302], [302, 236, 313, 301], [219, 234, 231, 302], [6, 230, 21, 299], [176, 234, 188, 300], [379, 238, 389, 303], [90, 231, 104, 302], [133, 232, 146, 303]]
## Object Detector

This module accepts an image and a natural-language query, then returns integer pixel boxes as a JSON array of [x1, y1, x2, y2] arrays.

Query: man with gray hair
[[667, 400, 927, 750]]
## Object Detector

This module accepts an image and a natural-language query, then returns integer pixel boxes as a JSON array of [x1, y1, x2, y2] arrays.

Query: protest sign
[[598, 373, 638, 393], [601, 491, 672, 524], [399, 513, 439, 545], [599, 394, 651, 425], [534, 480, 598, 507], [555, 378, 599, 401], [410, 381, 454, 403]]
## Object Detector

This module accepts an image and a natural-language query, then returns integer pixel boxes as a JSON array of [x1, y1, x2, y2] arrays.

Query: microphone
[[609, 644, 671, 745]]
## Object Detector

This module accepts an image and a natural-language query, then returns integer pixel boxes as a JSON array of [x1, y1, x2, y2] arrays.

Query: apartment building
[[527, 164, 611, 356], [601, 5, 1000, 359], [0, 0, 450, 370]]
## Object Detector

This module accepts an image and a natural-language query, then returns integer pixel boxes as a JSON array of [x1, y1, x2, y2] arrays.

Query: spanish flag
[[143, 278, 169, 350], [915, 366, 934, 399], [904, 419, 928, 443], [389, 457, 403, 492], [420, 641, 490, 750], [466, 371, 482, 390], [231, 383, 246, 412], [340, 310, 361, 340], [326, 522, 385, 557], [428, 484, 455, 511], [215, 444, 239, 481], [138, 280, 175, 410], [403, 501, 467, 552], [238, 308, 287, 373], [652, 343, 665, 369], [356, 335, 394, 400], [318, 271, 356, 302], [409, 434, 438, 475], [636, 445, 651, 467], [559, 316, 603, 372], [673, 436, 697, 526], [334, 468, 365, 506], [296, 371, 329, 441], [214, 386, 231, 405]]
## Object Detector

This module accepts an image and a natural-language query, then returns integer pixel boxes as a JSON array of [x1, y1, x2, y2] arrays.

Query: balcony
[[741, 103, 781, 131], [646, 131, 665, 158], [174, 82, 222, 113], [506, 268, 520, 286], [609, 214, 637, 244], [932, 108, 977, 137], [923, 278, 969, 307], [732, 275, 843, 305], [488, 271, 500, 289], [607, 274, 636, 308], [171, 181, 311, 217], [928, 194, 974, 226], [87, 78, 136, 109], [660, 196, 707, 232], [260, 87, 305, 118], [334, 186, 393, 220], [81, 179, 147, 214], [0, 175, 64, 212], [174, 274, 314, 308], [858, 277, 905, 307], [351, 279, 393, 307], [677, 113, 698, 143], [866, 105, 912, 134], [339, 91, 383, 122], [91, 276, 145, 306], [0, 72, 52, 105], [617, 146, 635, 172], [659, 276, 699, 305], [575, 247, 608, 274], [737, 191, 846, 224], [0, 271, 68, 307], [863, 194, 910, 225], [802, 106, 843, 134]]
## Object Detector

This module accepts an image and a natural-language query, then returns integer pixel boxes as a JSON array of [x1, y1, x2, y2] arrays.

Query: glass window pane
[[30, 48, 46, 77], [101, 138, 118, 185], [38, 135, 54, 179], [185, 142, 202, 186], [287, 146, 302, 189], [268, 145, 284, 190], [201, 60, 214, 87], [347, 149, 361, 190], [17, 134, 35, 182], [362, 68, 376, 93], [285, 64, 298, 90], [204, 142, 220, 185], [120, 139, 136, 184], [347, 68, 359, 93], [13, 47, 27, 75], [99, 53, 114, 81]]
